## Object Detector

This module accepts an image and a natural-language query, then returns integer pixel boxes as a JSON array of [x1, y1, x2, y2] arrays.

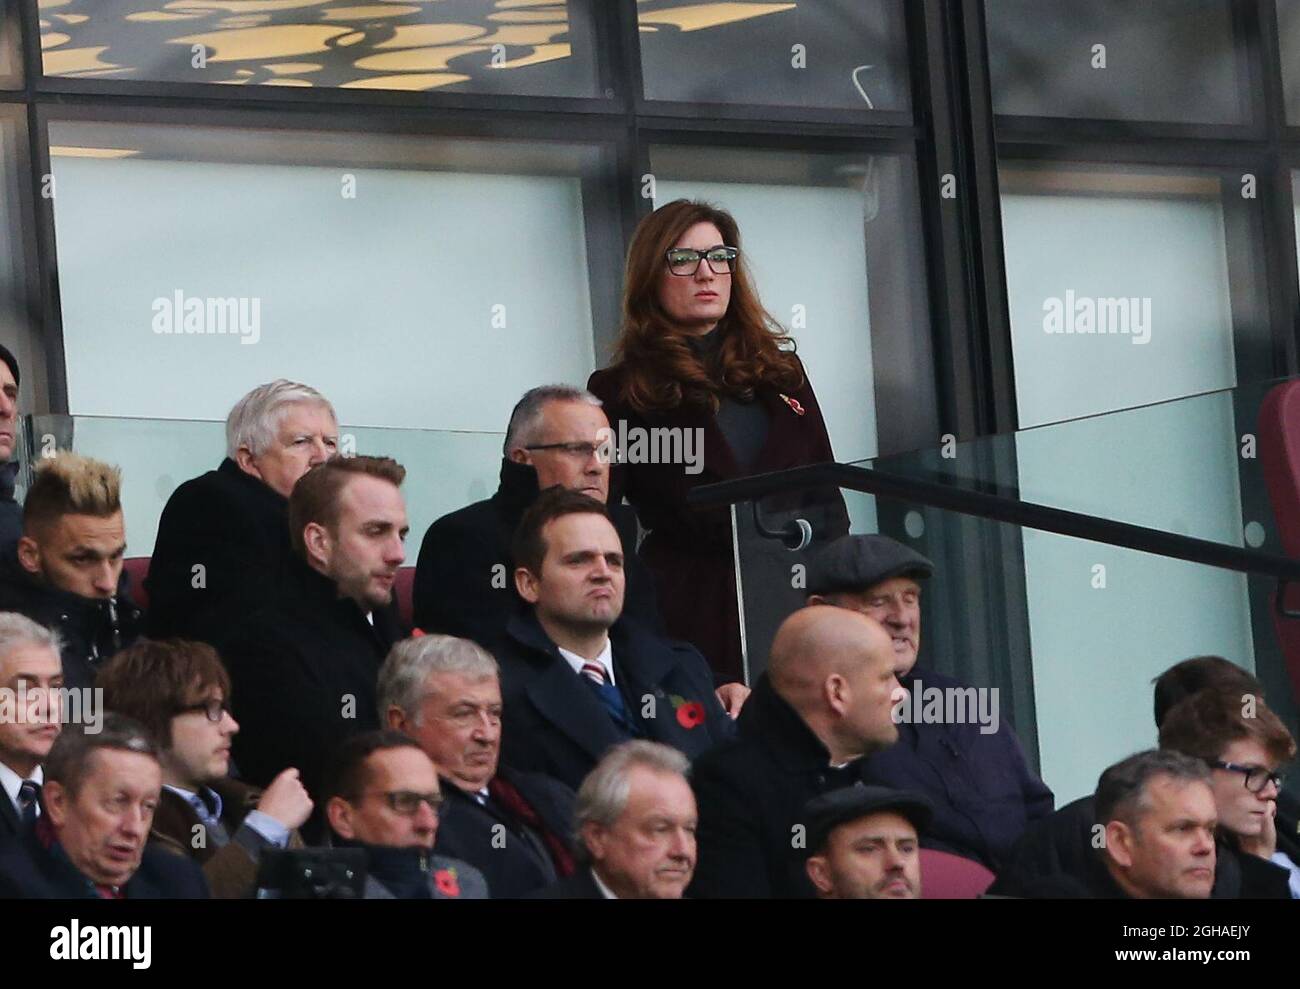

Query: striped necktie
[[577, 660, 633, 732], [17, 780, 39, 827]]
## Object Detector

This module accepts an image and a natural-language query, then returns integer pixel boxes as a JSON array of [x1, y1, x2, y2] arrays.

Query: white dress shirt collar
[[557, 638, 615, 686], [0, 760, 43, 816], [590, 867, 618, 899]]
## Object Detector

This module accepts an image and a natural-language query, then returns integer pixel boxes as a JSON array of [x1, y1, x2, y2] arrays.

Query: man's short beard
[[552, 607, 617, 636]]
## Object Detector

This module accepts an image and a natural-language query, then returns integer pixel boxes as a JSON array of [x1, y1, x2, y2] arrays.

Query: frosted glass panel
[[1016, 395, 1255, 803], [1001, 185, 1236, 428], [1003, 169, 1250, 802], [48, 132, 598, 433]]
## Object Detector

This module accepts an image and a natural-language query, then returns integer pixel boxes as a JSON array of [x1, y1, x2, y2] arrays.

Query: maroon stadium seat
[[123, 557, 417, 632], [394, 566, 415, 630], [919, 848, 995, 899], [1256, 380, 1300, 706], [124, 556, 150, 612]]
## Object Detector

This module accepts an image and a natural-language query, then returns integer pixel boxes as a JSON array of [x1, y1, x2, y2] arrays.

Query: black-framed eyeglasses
[[1208, 760, 1285, 793], [524, 441, 610, 462], [664, 245, 739, 276], [176, 698, 228, 723], [369, 790, 444, 816]]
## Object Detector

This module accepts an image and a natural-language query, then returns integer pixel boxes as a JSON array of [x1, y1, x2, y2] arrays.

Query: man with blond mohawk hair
[[0, 451, 141, 689]]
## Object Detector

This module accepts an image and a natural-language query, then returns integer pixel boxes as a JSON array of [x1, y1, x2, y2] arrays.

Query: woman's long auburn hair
[[610, 199, 804, 414]]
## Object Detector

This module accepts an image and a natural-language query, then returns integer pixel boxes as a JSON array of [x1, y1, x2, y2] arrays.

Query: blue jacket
[[861, 667, 1054, 869]]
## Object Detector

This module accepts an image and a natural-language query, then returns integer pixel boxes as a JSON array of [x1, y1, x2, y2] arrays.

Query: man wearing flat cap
[[806, 534, 1053, 870], [803, 785, 932, 899], [0, 344, 22, 555]]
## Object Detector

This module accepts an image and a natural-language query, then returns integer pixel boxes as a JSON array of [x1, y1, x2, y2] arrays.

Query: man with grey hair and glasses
[[414, 384, 662, 648], [0, 612, 63, 847], [148, 379, 338, 641], [379, 633, 578, 897], [533, 739, 697, 899]]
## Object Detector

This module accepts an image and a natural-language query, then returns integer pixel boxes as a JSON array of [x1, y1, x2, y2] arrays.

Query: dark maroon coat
[[588, 356, 845, 683]]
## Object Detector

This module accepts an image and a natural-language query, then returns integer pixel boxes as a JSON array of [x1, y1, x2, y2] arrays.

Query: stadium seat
[[121, 558, 418, 632], [124, 557, 150, 612], [1256, 380, 1300, 707], [919, 848, 995, 899], [394, 566, 415, 630]]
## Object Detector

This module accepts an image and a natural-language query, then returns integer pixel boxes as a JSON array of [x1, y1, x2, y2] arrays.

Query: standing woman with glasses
[[588, 200, 846, 685]]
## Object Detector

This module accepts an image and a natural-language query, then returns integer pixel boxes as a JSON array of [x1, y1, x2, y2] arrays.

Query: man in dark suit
[[147, 379, 338, 642], [414, 385, 662, 647], [380, 633, 577, 897], [97, 638, 313, 898], [0, 453, 143, 691], [0, 344, 23, 556], [993, 656, 1297, 898], [689, 606, 906, 898], [534, 740, 697, 899], [217, 455, 407, 804], [494, 489, 737, 792], [323, 731, 488, 899], [806, 534, 1054, 869], [0, 713, 208, 898], [1065, 750, 1217, 899], [0, 612, 63, 847]]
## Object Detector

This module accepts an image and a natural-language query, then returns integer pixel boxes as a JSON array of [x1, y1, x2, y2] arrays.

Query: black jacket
[[0, 825, 209, 899], [147, 458, 293, 642], [218, 556, 403, 801], [0, 782, 25, 847], [495, 610, 735, 791], [413, 459, 661, 644], [434, 766, 577, 898], [0, 460, 22, 558], [0, 547, 143, 691], [530, 867, 606, 899], [688, 673, 875, 899], [991, 795, 1291, 899], [861, 667, 1054, 870]]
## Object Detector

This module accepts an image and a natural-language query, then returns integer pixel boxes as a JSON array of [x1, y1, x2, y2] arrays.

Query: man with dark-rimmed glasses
[[323, 731, 487, 899], [96, 638, 312, 898], [413, 384, 663, 648], [1159, 686, 1298, 897]]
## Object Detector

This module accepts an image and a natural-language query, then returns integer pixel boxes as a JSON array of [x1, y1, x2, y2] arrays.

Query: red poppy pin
[[668, 693, 707, 729], [779, 394, 806, 416], [411, 627, 427, 638], [434, 867, 461, 897]]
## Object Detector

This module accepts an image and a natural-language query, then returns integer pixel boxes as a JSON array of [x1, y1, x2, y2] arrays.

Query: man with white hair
[[147, 379, 338, 640], [0, 612, 62, 847], [533, 740, 697, 899], [414, 384, 662, 647], [379, 633, 578, 897]]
